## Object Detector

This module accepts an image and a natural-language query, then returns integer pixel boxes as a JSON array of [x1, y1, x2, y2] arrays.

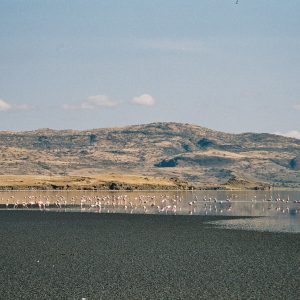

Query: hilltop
[[0, 122, 300, 189]]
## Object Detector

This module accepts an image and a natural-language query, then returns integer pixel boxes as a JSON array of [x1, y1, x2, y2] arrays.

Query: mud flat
[[0, 211, 299, 299]]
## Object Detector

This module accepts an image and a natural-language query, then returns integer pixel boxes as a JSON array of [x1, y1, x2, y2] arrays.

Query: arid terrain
[[0, 122, 299, 190], [0, 174, 189, 190]]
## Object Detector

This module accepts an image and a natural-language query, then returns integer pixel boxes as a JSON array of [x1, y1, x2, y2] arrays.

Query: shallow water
[[209, 215, 300, 233], [1, 190, 300, 233]]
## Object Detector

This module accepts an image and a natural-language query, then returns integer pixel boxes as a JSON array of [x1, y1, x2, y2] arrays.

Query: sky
[[1, 0, 300, 137]]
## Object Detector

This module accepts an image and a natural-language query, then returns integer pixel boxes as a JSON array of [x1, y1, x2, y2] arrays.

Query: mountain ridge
[[0, 122, 299, 189]]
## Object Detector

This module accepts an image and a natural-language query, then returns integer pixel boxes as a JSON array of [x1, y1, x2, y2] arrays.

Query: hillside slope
[[0, 122, 299, 188]]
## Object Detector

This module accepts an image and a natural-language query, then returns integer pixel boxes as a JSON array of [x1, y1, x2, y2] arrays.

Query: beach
[[0, 211, 299, 299]]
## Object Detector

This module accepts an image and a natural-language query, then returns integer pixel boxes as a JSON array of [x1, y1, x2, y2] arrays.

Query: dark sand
[[0, 211, 299, 300]]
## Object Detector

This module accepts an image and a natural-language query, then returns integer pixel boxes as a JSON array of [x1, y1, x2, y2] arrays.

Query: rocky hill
[[0, 122, 299, 189]]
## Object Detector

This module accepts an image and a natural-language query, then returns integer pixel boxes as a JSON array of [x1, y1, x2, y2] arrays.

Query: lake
[[1, 189, 300, 233]]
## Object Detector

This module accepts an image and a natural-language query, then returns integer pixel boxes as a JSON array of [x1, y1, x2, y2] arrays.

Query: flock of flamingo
[[0, 191, 299, 216]]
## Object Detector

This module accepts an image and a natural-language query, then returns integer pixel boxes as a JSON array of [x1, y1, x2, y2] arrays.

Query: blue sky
[[1, 0, 300, 137]]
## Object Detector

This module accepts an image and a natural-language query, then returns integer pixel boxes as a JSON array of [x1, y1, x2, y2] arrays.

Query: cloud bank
[[130, 94, 156, 106], [64, 93, 156, 110], [274, 130, 300, 139], [63, 95, 118, 110]]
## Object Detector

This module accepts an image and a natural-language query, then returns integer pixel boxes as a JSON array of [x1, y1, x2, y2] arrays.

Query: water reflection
[[209, 216, 300, 233], [0, 190, 300, 232]]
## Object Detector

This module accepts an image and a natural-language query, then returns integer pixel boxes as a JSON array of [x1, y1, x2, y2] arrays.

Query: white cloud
[[0, 98, 31, 112], [130, 94, 156, 106], [85, 95, 118, 108], [14, 104, 32, 110], [293, 104, 300, 111], [274, 130, 300, 139], [139, 38, 204, 53], [0, 99, 12, 111], [63, 95, 118, 110]]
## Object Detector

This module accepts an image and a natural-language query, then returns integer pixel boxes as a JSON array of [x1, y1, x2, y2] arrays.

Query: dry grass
[[0, 174, 181, 190]]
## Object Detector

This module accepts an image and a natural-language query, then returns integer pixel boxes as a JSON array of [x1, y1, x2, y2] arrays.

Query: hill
[[0, 122, 299, 189]]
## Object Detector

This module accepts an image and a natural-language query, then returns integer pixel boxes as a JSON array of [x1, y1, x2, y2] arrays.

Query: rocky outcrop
[[289, 157, 300, 170]]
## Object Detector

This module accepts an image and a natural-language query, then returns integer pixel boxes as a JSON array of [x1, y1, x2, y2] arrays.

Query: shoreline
[[0, 174, 272, 191]]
